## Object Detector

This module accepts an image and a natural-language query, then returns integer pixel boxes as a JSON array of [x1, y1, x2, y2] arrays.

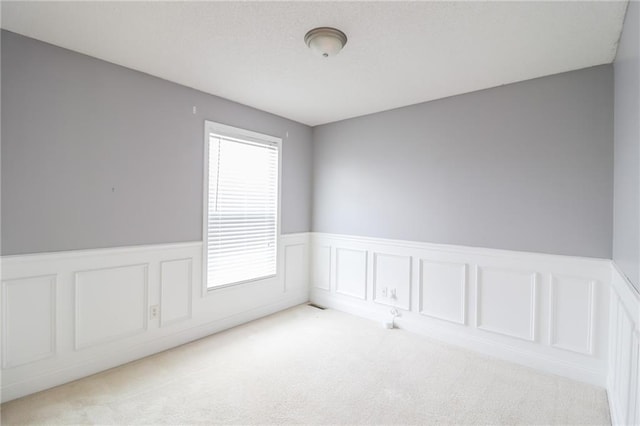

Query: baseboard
[[310, 232, 611, 387], [608, 382, 625, 426]]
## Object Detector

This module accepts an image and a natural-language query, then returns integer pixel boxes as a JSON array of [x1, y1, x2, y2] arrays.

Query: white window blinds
[[206, 130, 279, 289]]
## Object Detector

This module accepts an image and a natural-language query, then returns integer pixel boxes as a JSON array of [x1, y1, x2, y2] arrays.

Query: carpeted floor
[[1, 304, 610, 425]]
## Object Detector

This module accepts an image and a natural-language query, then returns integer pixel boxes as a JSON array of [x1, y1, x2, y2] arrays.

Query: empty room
[[1, 1, 639, 424]]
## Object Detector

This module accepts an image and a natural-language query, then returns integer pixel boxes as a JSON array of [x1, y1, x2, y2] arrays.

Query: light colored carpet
[[1, 304, 610, 425]]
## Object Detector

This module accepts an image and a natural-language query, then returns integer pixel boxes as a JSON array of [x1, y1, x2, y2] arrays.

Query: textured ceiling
[[1, 1, 629, 126]]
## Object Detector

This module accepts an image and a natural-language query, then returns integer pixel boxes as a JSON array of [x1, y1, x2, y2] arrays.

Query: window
[[203, 121, 280, 289]]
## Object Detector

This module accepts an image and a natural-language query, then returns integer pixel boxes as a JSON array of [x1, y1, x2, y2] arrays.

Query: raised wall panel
[[630, 331, 639, 425], [1, 239, 309, 403], [420, 260, 466, 324], [2, 275, 56, 368], [335, 248, 367, 300], [284, 244, 306, 292], [75, 264, 148, 349], [311, 233, 611, 388], [615, 306, 634, 424], [373, 253, 411, 310], [160, 258, 192, 327], [608, 268, 640, 426], [312, 246, 331, 291], [549, 275, 594, 354], [609, 299, 623, 421], [476, 267, 537, 341]]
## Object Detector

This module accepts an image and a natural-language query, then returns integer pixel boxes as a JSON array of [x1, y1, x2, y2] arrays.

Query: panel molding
[[607, 265, 640, 426], [1, 241, 202, 264], [312, 245, 331, 291], [160, 258, 193, 327], [1, 235, 309, 403], [74, 263, 149, 350], [311, 232, 610, 388], [284, 243, 306, 293], [629, 330, 639, 425], [419, 259, 467, 325], [335, 248, 367, 300], [475, 266, 538, 342], [616, 305, 634, 423], [1, 275, 57, 368], [372, 252, 412, 310], [548, 274, 595, 355], [1, 232, 624, 413]]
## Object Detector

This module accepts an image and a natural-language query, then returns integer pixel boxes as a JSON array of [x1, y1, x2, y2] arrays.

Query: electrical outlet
[[382, 287, 388, 297], [150, 305, 159, 319]]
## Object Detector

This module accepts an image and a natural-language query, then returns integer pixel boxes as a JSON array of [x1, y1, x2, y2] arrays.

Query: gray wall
[[613, 1, 640, 291], [1, 31, 313, 255], [313, 65, 614, 259], [1, 30, 620, 261]]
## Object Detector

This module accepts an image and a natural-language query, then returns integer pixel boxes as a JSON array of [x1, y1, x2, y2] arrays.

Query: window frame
[[202, 120, 282, 294]]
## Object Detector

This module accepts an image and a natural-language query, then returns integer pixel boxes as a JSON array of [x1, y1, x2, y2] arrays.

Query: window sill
[[203, 274, 278, 296]]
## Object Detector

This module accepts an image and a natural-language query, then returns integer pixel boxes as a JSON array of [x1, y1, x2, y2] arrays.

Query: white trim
[[1, 275, 57, 368], [1, 242, 201, 264], [310, 232, 611, 267], [548, 274, 596, 355], [283, 243, 305, 293], [310, 232, 611, 387], [335, 247, 368, 300], [1, 235, 310, 403], [74, 263, 149, 350], [205, 120, 281, 145], [418, 259, 467, 325], [2, 231, 630, 419], [611, 262, 640, 325], [475, 267, 538, 342], [312, 245, 332, 291], [372, 252, 412, 311], [159, 258, 194, 327], [608, 263, 640, 425]]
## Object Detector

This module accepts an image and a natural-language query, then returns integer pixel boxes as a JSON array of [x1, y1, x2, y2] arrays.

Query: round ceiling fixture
[[304, 27, 347, 58]]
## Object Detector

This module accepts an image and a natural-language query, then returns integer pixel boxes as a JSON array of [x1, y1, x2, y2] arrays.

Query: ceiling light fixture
[[304, 27, 347, 58]]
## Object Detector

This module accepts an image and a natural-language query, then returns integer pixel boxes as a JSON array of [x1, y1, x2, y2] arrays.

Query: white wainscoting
[[335, 248, 367, 300], [310, 233, 611, 387], [312, 246, 331, 291], [373, 253, 411, 310], [608, 265, 640, 426], [75, 263, 149, 349], [4, 229, 636, 424], [0, 233, 309, 403], [419, 260, 467, 325], [2, 275, 56, 368], [476, 267, 538, 342], [160, 258, 193, 327]]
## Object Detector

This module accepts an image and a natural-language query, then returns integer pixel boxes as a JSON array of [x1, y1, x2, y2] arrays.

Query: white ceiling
[[1, 1, 629, 126]]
